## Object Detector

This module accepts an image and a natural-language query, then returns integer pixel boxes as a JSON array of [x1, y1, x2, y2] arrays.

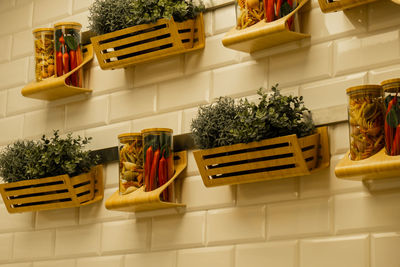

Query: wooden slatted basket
[[194, 127, 330, 187], [91, 14, 205, 70], [318, 0, 377, 13], [0, 165, 104, 213]]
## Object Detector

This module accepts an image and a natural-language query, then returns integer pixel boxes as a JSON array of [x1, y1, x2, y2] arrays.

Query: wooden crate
[[0, 165, 103, 213], [91, 15, 205, 70], [222, 0, 310, 53], [318, 0, 377, 13], [194, 127, 330, 187]]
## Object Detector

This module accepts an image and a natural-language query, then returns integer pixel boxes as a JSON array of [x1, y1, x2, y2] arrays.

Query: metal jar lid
[[381, 78, 400, 93]]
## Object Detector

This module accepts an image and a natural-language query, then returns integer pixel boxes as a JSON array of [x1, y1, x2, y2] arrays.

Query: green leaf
[[65, 36, 78, 51], [387, 108, 399, 128]]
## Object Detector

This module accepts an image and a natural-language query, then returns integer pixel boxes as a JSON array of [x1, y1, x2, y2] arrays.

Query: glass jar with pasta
[[118, 133, 143, 195], [33, 28, 55, 82], [347, 85, 384, 161]]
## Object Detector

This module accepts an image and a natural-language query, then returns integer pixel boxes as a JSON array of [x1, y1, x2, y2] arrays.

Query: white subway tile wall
[[0, 1, 399, 266]]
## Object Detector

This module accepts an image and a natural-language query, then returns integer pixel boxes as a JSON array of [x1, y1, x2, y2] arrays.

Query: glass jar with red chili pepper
[[381, 78, 400, 156], [142, 128, 174, 202], [118, 133, 143, 195], [33, 28, 55, 82], [347, 85, 385, 161], [54, 22, 83, 87]]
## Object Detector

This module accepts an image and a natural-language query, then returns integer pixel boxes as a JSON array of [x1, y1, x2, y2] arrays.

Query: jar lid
[[346, 84, 383, 95], [32, 28, 54, 34], [54, 22, 82, 29], [141, 128, 173, 134], [118, 133, 142, 139], [381, 78, 400, 93]]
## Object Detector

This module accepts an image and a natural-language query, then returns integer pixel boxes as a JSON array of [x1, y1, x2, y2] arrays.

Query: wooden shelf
[[194, 127, 330, 187], [0, 165, 104, 213], [335, 149, 400, 181], [222, 0, 310, 53], [318, 0, 377, 13], [91, 15, 205, 70], [21, 44, 94, 101], [105, 151, 187, 212]]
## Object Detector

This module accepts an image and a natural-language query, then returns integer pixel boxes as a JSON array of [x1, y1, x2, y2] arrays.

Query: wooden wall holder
[[194, 127, 330, 187], [21, 44, 94, 101], [318, 0, 377, 13], [335, 149, 400, 181], [0, 165, 103, 213], [222, 0, 310, 53], [105, 151, 187, 212], [91, 14, 205, 70]]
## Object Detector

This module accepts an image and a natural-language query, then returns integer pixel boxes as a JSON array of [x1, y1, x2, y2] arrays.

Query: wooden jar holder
[[105, 151, 187, 212], [335, 149, 400, 181], [318, 0, 377, 13], [222, 0, 310, 53], [0, 165, 103, 213], [21, 44, 94, 101], [91, 14, 205, 70], [194, 127, 329, 187]]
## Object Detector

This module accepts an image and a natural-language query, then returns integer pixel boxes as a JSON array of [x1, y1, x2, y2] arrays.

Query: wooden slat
[[98, 27, 171, 51], [70, 173, 91, 185], [101, 37, 174, 60], [302, 148, 317, 159], [9, 192, 72, 205], [76, 192, 94, 203], [1, 175, 65, 189], [202, 146, 293, 166], [179, 32, 193, 40], [3, 183, 67, 197], [73, 183, 93, 195], [205, 157, 297, 176], [299, 132, 320, 148]]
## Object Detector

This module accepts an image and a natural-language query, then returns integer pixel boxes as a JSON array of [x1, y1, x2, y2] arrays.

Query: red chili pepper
[[158, 155, 168, 201], [69, 50, 77, 86], [56, 48, 63, 77], [62, 45, 70, 85], [265, 0, 275, 22], [385, 95, 397, 154], [276, 0, 282, 18], [76, 45, 83, 87], [144, 146, 153, 192], [149, 148, 160, 191], [392, 125, 400, 156]]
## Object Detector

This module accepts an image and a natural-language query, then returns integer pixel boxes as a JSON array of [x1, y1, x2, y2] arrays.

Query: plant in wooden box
[[0, 131, 103, 213], [88, 0, 205, 70], [191, 85, 330, 187]]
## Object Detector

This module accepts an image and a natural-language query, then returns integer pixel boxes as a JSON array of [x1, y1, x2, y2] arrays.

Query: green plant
[[88, 0, 205, 35], [191, 97, 245, 149], [191, 85, 315, 149], [0, 131, 99, 183]]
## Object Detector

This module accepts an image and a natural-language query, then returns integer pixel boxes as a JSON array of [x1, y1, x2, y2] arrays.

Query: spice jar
[[142, 128, 174, 201], [118, 133, 143, 195], [54, 22, 83, 87], [33, 28, 55, 82], [347, 85, 384, 161], [381, 78, 400, 156]]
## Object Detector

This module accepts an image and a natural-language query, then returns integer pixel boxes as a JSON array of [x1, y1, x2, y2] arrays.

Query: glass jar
[[118, 133, 143, 195], [142, 128, 174, 201], [381, 78, 400, 156], [347, 85, 384, 161], [54, 22, 83, 87], [236, 0, 264, 30], [33, 28, 55, 82]]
